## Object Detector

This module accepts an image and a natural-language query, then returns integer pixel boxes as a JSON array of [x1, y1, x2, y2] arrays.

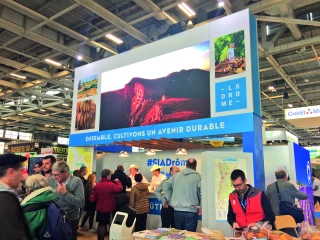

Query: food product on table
[[311, 231, 320, 240], [243, 227, 268, 240], [268, 231, 292, 240]]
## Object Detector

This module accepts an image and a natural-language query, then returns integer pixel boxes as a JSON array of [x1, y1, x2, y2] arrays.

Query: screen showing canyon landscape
[[99, 41, 210, 131]]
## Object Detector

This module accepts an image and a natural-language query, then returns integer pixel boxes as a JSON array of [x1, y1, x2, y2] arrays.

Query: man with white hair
[[128, 164, 148, 186], [48, 161, 85, 240]]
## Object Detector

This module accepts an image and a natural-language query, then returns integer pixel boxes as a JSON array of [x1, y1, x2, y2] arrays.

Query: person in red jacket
[[227, 169, 275, 232], [90, 169, 122, 240]]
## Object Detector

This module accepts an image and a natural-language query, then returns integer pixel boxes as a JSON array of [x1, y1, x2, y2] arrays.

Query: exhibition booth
[[68, 9, 314, 236]]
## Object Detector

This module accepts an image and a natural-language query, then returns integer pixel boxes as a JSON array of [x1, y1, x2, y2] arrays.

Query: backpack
[[23, 201, 72, 240]]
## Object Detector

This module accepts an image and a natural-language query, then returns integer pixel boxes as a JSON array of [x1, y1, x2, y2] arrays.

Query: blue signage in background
[[215, 77, 247, 112], [148, 198, 202, 220], [293, 143, 312, 187]]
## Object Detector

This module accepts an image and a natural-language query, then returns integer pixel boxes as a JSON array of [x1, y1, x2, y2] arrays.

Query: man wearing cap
[[149, 164, 167, 191], [129, 164, 148, 186], [155, 166, 180, 228], [0, 153, 31, 239]]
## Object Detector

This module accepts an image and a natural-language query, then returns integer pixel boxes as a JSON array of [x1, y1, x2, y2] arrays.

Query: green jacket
[[21, 187, 55, 240]]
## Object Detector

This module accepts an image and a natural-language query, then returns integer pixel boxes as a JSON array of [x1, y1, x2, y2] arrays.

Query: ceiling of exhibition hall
[[0, 0, 320, 144]]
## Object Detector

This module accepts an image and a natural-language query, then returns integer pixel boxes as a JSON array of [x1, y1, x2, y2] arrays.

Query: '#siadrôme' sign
[[285, 106, 320, 120]]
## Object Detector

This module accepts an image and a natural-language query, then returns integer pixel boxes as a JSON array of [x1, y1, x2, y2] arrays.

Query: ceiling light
[[106, 34, 123, 44], [288, 103, 293, 108], [187, 20, 194, 29], [304, 78, 309, 83], [262, 120, 267, 123], [62, 103, 69, 106], [268, 86, 275, 91], [18, 113, 23, 116], [45, 125, 49, 127], [218, 1, 225, 7], [45, 59, 62, 66], [40, 109, 46, 112], [51, 125, 53, 128], [176, 139, 187, 155], [91, 41, 118, 54], [145, 149, 156, 156], [178, 3, 196, 17], [176, 147, 187, 155], [1, 118, 7, 120], [77, 55, 83, 61], [7, 90, 13, 93], [10, 73, 26, 79], [162, 11, 177, 23], [119, 151, 129, 157]]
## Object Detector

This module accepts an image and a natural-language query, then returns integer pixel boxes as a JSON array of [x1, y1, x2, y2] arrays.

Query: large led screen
[[100, 41, 210, 131]]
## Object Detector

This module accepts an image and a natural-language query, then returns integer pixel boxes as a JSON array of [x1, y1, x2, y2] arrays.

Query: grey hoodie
[[163, 168, 201, 213]]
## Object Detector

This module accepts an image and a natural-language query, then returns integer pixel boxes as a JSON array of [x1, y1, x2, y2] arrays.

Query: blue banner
[[148, 197, 202, 220], [69, 113, 254, 146], [215, 77, 247, 112]]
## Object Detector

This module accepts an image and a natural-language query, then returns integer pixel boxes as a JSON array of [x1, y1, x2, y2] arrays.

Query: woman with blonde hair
[[80, 173, 97, 232], [21, 174, 55, 239]]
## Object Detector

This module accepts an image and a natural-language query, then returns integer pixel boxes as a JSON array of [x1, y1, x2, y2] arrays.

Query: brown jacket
[[130, 183, 149, 215]]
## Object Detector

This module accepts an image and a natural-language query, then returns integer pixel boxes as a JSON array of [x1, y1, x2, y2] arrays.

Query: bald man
[[163, 158, 201, 232], [154, 166, 180, 228]]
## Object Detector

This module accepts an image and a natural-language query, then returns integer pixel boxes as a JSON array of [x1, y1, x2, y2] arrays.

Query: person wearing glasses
[[48, 161, 85, 240], [227, 169, 275, 233]]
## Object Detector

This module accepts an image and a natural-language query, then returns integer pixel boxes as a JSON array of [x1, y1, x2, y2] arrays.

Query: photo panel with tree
[[214, 30, 245, 79]]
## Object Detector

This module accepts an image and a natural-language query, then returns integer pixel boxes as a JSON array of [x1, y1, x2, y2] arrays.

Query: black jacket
[[111, 170, 132, 193], [0, 191, 31, 240]]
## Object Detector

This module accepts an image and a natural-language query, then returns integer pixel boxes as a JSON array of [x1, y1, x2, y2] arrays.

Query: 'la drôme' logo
[[307, 161, 311, 184]]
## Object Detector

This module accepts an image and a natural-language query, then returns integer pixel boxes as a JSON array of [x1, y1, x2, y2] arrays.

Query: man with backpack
[[48, 161, 85, 240], [0, 153, 31, 240]]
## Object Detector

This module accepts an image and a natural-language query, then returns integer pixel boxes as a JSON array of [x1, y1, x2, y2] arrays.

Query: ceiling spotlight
[[176, 139, 187, 155], [40, 109, 46, 112], [76, 55, 83, 61], [145, 149, 156, 156], [45, 125, 49, 127], [176, 147, 187, 155], [62, 103, 69, 106], [304, 78, 309, 83], [262, 120, 267, 123], [119, 150, 129, 157], [119, 146, 129, 157], [18, 113, 23, 116], [218, 1, 225, 7], [187, 20, 194, 29], [288, 103, 293, 108], [268, 85, 276, 91]]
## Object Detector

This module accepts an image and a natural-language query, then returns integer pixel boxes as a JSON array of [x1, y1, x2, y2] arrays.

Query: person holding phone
[[48, 161, 85, 240], [227, 170, 275, 233]]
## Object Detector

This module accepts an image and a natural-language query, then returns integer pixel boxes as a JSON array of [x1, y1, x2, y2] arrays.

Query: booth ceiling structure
[[0, 0, 320, 143]]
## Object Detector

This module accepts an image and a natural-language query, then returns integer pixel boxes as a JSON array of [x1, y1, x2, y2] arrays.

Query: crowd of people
[[0, 153, 314, 240]]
